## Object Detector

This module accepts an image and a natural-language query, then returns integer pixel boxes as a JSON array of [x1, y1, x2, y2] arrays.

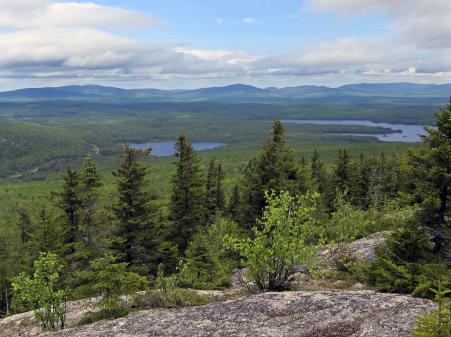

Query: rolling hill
[[0, 83, 450, 104]]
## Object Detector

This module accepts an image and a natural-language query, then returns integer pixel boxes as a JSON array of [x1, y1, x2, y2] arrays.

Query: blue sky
[[0, 0, 450, 89]]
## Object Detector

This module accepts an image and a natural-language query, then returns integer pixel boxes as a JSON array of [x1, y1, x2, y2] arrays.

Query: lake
[[282, 120, 428, 142], [129, 141, 226, 156]]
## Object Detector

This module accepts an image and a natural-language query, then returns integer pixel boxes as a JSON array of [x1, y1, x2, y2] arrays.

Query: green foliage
[[133, 264, 210, 309], [408, 104, 450, 253], [29, 207, 61, 257], [78, 305, 129, 326], [75, 254, 147, 311], [178, 230, 230, 290], [205, 160, 225, 225], [364, 221, 450, 297], [239, 120, 306, 229], [56, 166, 82, 262], [169, 135, 206, 254], [112, 144, 157, 274], [227, 185, 241, 222], [328, 191, 376, 243], [411, 283, 451, 337], [227, 190, 322, 291], [12, 253, 66, 331], [79, 154, 102, 257]]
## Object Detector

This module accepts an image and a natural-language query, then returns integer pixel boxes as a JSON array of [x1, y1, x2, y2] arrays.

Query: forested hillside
[[0, 102, 449, 335]]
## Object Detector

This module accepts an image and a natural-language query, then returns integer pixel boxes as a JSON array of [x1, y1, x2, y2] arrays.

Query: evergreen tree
[[56, 167, 82, 254], [228, 185, 241, 222], [30, 208, 60, 256], [311, 149, 327, 194], [409, 103, 451, 253], [239, 120, 303, 229], [382, 154, 401, 199], [17, 209, 33, 245], [329, 149, 354, 207], [79, 154, 102, 260], [205, 160, 219, 225], [353, 153, 372, 209], [178, 231, 229, 290], [169, 135, 206, 254], [215, 163, 225, 211], [112, 144, 156, 274], [205, 160, 226, 225]]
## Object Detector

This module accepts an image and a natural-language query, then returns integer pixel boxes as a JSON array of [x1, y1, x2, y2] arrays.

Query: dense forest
[[0, 102, 449, 333]]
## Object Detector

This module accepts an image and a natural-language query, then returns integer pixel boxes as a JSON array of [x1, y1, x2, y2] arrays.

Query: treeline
[[0, 105, 449, 319]]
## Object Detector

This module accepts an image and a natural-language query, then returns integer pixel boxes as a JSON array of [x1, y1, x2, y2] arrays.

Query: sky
[[0, 0, 451, 90]]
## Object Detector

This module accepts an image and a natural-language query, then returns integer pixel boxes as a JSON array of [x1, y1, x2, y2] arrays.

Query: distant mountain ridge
[[1, 82, 450, 104]]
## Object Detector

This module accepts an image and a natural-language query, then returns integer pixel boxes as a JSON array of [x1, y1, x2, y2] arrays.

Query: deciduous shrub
[[12, 253, 67, 331], [226, 190, 323, 291]]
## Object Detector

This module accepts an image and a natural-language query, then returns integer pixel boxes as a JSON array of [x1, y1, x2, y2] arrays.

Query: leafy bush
[[12, 253, 67, 331], [226, 190, 322, 291], [328, 191, 375, 243], [410, 283, 451, 337]]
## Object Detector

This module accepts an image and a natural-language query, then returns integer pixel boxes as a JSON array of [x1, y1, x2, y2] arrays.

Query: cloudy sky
[[1, 0, 450, 89]]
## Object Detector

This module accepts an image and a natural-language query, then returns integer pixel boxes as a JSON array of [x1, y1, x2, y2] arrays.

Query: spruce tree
[[56, 166, 82, 254], [329, 149, 354, 207], [79, 154, 102, 259], [409, 103, 450, 253], [112, 144, 156, 274], [228, 185, 241, 222], [239, 120, 303, 229], [310, 149, 327, 194], [215, 163, 225, 211], [30, 208, 61, 256], [169, 135, 205, 254], [205, 160, 226, 225], [205, 160, 219, 225], [17, 209, 33, 245]]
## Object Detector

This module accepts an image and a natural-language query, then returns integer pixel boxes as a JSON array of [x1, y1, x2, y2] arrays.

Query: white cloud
[[243, 17, 258, 24], [307, 0, 451, 49], [0, 0, 50, 12], [1, 0, 451, 88], [0, 2, 157, 30]]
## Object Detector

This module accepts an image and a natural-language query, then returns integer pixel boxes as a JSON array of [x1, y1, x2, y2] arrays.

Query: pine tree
[[112, 144, 156, 274], [169, 136, 205, 254], [239, 120, 303, 229]]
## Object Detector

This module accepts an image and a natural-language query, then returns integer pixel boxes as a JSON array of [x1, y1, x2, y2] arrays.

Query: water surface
[[283, 120, 427, 142], [129, 141, 226, 156]]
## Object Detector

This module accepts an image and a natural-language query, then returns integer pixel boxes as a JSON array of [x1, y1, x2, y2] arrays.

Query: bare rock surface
[[318, 232, 387, 265], [0, 297, 100, 337], [38, 290, 434, 337]]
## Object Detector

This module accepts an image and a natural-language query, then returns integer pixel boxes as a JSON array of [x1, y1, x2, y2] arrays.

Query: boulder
[[39, 290, 435, 337]]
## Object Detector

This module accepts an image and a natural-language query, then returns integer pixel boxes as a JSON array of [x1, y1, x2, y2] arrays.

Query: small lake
[[282, 120, 428, 142], [129, 141, 226, 156]]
